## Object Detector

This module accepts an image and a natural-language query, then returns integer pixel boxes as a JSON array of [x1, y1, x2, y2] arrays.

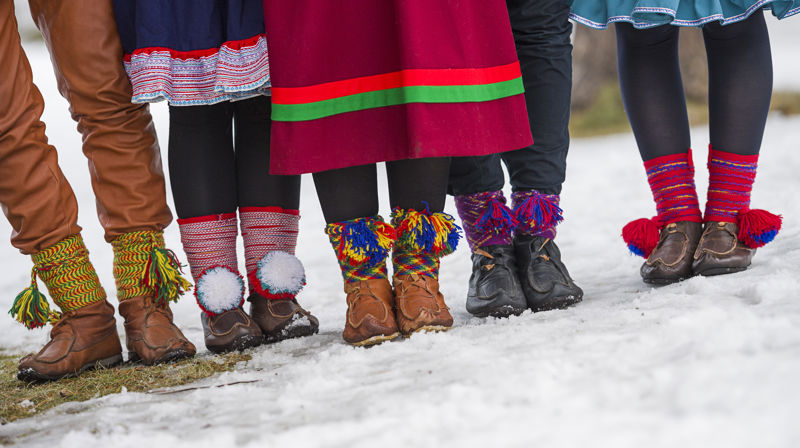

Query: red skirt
[[263, 0, 533, 175]]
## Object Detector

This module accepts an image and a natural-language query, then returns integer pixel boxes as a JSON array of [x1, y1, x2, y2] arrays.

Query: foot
[[17, 300, 122, 382], [248, 295, 319, 343], [201, 307, 263, 354], [513, 235, 583, 311], [118, 296, 196, 365], [465, 245, 527, 318], [693, 221, 755, 276], [641, 221, 702, 285], [343, 279, 400, 346], [393, 274, 453, 336]]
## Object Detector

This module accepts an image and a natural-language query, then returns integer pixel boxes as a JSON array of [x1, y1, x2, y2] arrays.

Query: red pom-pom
[[737, 209, 782, 248], [622, 217, 661, 258]]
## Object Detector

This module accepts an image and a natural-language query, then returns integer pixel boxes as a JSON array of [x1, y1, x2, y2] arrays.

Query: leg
[[232, 97, 318, 343], [313, 165, 379, 223], [386, 158, 450, 212], [694, 11, 780, 276], [616, 23, 703, 285], [1, 2, 121, 380]]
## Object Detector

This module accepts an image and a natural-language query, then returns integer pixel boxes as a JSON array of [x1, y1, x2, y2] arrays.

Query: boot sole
[[207, 334, 263, 354], [349, 332, 401, 347], [403, 325, 452, 337], [17, 353, 123, 382], [695, 266, 748, 277], [642, 276, 688, 286], [128, 349, 194, 366], [468, 305, 527, 319], [263, 322, 320, 344], [530, 295, 583, 312]]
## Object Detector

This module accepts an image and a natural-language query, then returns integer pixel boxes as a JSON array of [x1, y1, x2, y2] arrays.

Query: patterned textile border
[[123, 34, 271, 106], [271, 62, 525, 122]]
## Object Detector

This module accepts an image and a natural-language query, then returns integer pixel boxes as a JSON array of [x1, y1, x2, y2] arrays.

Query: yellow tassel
[[8, 269, 60, 329], [142, 248, 192, 308]]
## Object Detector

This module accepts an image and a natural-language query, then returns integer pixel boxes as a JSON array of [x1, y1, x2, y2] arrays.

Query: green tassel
[[142, 248, 192, 308], [9, 270, 59, 329]]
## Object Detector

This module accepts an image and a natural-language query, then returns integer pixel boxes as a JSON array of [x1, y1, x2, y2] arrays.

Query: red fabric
[[263, 0, 532, 175]]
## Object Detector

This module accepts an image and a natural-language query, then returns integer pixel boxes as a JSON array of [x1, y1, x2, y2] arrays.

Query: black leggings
[[312, 158, 451, 224], [615, 10, 772, 161], [168, 97, 300, 218]]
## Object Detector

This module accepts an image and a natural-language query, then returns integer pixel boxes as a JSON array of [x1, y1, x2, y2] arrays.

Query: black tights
[[313, 158, 451, 224], [168, 97, 300, 219], [615, 10, 772, 161]]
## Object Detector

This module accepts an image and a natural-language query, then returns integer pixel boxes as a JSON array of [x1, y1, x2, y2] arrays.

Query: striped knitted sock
[[10, 234, 106, 329], [645, 150, 703, 225], [391, 207, 461, 278], [239, 206, 300, 292], [511, 190, 563, 239], [705, 146, 781, 248], [178, 213, 244, 315], [454, 191, 516, 252], [111, 230, 190, 305], [325, 216, 396, 283]]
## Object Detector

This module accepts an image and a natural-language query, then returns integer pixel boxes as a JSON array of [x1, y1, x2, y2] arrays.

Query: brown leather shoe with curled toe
[[393, 274, 453, 336], [248, 295, 319, 343], [641, 221, 702, 285], [692, 221, 755, 277], [201, 307, 262, 353], [17, 300, 123, 382], [342, 279, 400, 346], [118, 296, 196, 364]]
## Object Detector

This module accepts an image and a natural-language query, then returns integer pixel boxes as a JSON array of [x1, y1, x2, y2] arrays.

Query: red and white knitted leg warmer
[[239, 207, 300, 293]]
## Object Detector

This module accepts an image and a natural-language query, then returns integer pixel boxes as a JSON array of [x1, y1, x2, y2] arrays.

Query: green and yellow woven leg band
[[111, 230, 191, 306], [9, 234, 106, 329], [391, 207, 462, 278]]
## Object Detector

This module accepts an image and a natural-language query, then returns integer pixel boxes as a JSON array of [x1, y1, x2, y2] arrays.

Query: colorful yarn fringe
[[9, 234, 105, 329], [622, 216, 662, 258], [325, 216, 396, 282], [391, 207, 461, 278], [112, 231, 191, 307], [454, 191, 515, 251], [512, 190, 563, 238], [705, 147, 781, 248]]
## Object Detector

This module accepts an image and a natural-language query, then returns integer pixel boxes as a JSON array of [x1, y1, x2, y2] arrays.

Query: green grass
[[0, 352, 251, 425], [570, 84, 800, 138]]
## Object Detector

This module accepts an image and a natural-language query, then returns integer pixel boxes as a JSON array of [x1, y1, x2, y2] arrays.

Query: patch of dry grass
[[0, 352, 251, 425]]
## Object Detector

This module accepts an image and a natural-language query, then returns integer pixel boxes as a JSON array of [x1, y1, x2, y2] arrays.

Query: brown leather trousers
[[0, 0, 171, 255]]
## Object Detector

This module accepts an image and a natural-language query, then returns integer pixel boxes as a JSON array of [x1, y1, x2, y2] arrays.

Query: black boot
[[465, 245, 528, 318], [513, 235, 583, 311]]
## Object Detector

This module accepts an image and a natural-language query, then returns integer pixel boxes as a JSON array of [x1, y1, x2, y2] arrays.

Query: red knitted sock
[[645, 149, 703, 225], [239, 207, 300, 293]]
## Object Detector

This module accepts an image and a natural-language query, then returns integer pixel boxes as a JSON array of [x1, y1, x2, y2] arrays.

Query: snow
[[1, 29, 800, 448]]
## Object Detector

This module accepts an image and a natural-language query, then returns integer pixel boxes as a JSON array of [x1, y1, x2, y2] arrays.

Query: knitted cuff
[[454, 191, 515, 252], [239, 206, 300, 291], [325, 216, 396, 283], [391, 207, 461, 278], [511, 190, 562, 239]]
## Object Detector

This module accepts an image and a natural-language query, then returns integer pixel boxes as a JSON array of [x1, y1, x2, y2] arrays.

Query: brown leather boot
[[641, 221, 703, 285], [17, 300, 122, 382], [249, 295, 319, 344], [393, 274, 453, 336], [118, 296, 196, 364], [693, 221, 755, 277], [201, 308, 262, 354], [342, 279, 400, 346]]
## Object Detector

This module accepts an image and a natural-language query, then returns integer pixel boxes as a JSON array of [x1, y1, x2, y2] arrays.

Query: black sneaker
[[513, 235, 583, 311], [465, 245, 528, 318]]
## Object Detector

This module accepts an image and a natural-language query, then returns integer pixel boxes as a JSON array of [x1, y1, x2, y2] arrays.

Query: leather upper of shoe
[[514, 235, 582, 296], [249, 294, 319, 334], [693, 221, 755, 270], [392, 273, 453, 334], [18, 300, 121, 376], [466, 245, 527, 316], [342, 279, 399, 343], [641, 221, 702, 281], [118, 295, 196, 362], [202, 308, 261, 338]]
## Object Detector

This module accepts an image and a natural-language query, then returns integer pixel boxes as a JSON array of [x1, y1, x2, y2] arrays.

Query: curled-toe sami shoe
[[118, 296, 196, 365], [641, 221, 703, 285], [465, 245, 527, 318], [692, 221, 755, 277], [342, 279, 400, 346], [513, 235, 583, 311], [393, 274, 453, 336], [201, 307, 263, 354], [248, 295, 319, 343]]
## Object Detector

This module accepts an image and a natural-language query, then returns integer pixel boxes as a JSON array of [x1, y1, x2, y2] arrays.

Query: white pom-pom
[[195, 266, 244, 315], [255, 251, 306, 297]]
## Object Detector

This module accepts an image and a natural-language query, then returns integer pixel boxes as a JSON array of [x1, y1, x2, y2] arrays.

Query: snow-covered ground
[[1, 19, 799, 448]]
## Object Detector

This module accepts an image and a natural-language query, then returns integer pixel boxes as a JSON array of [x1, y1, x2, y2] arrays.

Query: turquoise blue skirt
[[569, 1, 800, 28]]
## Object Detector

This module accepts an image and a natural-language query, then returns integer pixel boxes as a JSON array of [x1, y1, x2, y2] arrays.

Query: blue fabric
[[568, 1, 800, 28], [112, 0, 265, 54]]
